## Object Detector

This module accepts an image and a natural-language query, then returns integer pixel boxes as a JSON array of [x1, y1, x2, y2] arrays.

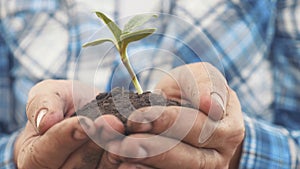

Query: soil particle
[[76, 87, 192, 126]]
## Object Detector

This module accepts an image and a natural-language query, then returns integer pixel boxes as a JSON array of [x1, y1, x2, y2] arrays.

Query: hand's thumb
[[26, 79, 99, 134], [26, 93, 66, 134]]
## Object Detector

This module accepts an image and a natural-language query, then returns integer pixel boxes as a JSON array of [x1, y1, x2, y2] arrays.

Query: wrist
[[13, 129, 25, 167], [229, 141, 243, 169]]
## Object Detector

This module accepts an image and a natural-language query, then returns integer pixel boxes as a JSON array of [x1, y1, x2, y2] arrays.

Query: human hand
[[107, 63, 245, 169], [14, 80, 125, 169]]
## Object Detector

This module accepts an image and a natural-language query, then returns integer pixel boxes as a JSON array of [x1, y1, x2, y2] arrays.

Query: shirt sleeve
[[239, 0, 300, 168], [239, 115, 300, 169], [0, 131, 20, 169], [0, 19, 17, 169], [0, 3, 23, 168], [0, 36, 19, 167]]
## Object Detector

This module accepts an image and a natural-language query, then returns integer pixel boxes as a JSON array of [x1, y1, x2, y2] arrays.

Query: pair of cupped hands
[[14, 63, 245, 169]]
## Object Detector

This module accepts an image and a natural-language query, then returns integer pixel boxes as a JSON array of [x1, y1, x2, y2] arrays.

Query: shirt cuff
[[0, 131, 20, 169], [239, 115, 295, 169]]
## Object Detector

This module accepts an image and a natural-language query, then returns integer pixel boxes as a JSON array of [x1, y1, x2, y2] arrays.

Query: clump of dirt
[[75, 87, 191, 127]]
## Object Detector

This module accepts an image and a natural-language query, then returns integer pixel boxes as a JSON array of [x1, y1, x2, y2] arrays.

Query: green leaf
[[120, 28, 156, 46], [95, 11, 122, 43], [123, 14, 158, 33], [82, 38, 115, 48]]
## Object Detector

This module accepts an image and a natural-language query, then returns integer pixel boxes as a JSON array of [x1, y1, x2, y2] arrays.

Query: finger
[[93, 114, 125, 145], [127, 106, 209, 148], [97, 141, 122, 169], [115, 134, 223, 169], [61, 140, 103, 169], [155, 62, 227, 120], [200, 89, 243, 149], [202, 63, 228, 108], [26, 80, 74, 134], [63, 115, 125, 169], [94, 115, 126, 169], [101, 141, 157, 169], [26, 93, 66, 134], [127, 103, 241, 149], [97, 152, 120, 169], [26, 80, 98, 134], [72, 80, 100, 111], [18, 116, 96, 169]]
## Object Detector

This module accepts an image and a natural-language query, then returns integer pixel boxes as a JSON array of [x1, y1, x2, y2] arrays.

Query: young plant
[[83, 12, 157, 94]]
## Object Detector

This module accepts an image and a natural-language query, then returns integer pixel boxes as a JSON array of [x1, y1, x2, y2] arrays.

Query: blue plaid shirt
[[0, 0, 299, 168]]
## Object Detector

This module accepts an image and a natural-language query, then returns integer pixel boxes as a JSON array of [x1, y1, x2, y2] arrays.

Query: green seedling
[[83, 12, 157, 94]]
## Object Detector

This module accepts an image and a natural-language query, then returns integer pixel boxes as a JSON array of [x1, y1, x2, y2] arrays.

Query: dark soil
[[75, 87, 191, 128]]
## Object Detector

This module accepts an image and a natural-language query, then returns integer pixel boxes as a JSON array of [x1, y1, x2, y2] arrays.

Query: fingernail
[[122, 146, 148, 161], [73, 129, 88, 140], [128, 119, 152, 134], [36, 109, 47, 128], [107, 143, 121, 164], [209, 92, 225, 121], [73, 118, 92, 140], [136, 146, 148, 158], [211, 92, 225, 111], [125, 147, 148, 160], [138, 119, 153, 132], [107, 153, 120, 164]]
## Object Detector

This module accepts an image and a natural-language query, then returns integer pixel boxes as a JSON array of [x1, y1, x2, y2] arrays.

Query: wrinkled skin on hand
[[14, 80, 125, 169], [106, 62, 245, 169], [14, 61, 245, 169]]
